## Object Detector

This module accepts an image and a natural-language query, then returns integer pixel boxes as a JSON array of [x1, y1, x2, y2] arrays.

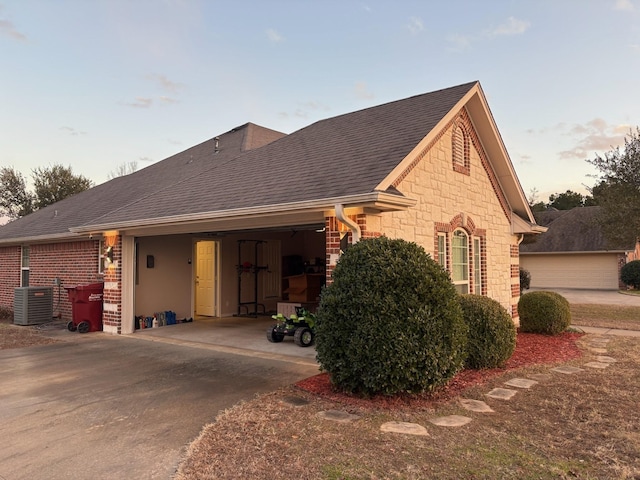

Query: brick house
[[0, 81, 543, 333]]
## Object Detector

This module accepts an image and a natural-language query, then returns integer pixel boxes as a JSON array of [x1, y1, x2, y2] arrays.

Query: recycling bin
[[65, 283, 104, 333]]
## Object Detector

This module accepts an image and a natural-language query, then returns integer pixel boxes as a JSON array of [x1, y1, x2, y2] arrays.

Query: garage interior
[[132, 225, 327, 331]]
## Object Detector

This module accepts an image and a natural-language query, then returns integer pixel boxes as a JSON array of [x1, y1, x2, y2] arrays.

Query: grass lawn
[[176, 335, 640, 479], [571, 303, 640, 331]]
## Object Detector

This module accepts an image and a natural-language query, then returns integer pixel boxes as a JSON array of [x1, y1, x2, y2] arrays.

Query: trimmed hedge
[[518, 291, 571, 335], [315, 237, 468, 396], [459, 294, 517, 369], [621, 260, 640, 289]]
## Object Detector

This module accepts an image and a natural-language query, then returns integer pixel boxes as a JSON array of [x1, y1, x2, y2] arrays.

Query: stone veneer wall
[[378, 114, 521, 319]]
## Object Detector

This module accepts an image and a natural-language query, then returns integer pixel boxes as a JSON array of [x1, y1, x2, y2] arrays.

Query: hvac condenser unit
[[14, 287, 53, 325]]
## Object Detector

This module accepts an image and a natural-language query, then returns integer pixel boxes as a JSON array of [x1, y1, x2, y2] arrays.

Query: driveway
[[528, 288, 640, 306], [0, 334, 319, 480]]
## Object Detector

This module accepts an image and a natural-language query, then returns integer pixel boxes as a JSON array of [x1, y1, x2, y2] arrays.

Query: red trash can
[[65, 283, 104, 333]]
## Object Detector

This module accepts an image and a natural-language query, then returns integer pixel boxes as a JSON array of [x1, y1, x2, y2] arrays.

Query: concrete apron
[[132, 315, 318, 365]]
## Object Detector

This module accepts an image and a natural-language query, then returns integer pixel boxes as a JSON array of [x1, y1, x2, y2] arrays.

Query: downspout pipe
[[335, 204, 361, 244]]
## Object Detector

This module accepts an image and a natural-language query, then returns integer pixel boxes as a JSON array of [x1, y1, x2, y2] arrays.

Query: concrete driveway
[[0, 332, 319, 480], [528, 288, 640, 306]]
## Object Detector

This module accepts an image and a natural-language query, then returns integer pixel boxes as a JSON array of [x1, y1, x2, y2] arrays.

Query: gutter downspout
[[335, 204, 361, 244]]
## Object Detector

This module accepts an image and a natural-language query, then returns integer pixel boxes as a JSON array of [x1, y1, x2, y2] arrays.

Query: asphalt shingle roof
[[0, 82, 477, 240], [520, 206, 635, 253]]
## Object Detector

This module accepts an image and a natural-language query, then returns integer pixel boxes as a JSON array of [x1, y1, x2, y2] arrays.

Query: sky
[[1, 0, 639, 204]]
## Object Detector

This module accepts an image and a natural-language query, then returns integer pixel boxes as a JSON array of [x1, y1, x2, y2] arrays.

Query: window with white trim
[[21, 246, 30, 287], [473, 237, 482, 295], [437, 232, 447, 268], [451, 229, 469, 294]]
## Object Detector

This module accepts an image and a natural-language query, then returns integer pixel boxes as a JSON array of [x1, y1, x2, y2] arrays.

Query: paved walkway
[[529, 288, 640, 306], [571, 325, 640, 337]]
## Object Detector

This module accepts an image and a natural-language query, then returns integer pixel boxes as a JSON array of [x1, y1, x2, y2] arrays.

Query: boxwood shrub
[[621, 260, 640, 289], [315, 237, 468, 396], [518, 291, 571, 335], [459, 294, 516, 369]]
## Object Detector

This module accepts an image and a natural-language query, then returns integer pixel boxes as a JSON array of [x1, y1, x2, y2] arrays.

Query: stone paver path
[[380, 421, 429, 436], [486, 387, 518, 400], [357, 333, 620, 438], [429, 415, 472, 427], [459, 398, 494, 413], [504, 378, 538, 389], [317, 410, 360, 423]]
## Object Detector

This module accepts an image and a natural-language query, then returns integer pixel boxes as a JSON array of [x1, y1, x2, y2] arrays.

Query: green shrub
[[519, 267, 531, 293], [518, 291, 571, 335], [315, 237, 468, 396], [459, 294, 516, 369], [621, 260, 640, 289]]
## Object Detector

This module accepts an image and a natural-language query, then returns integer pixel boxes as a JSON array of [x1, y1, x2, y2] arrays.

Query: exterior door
[[196, 241, 219, 317]]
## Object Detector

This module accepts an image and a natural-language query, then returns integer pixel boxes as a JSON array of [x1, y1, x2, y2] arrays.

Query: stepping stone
[[589, 337, 610, 344], [552, 366, 584, 374], [586, 347, 608, 354], [584, 361, 610, 369], [528, 373, 552, 382], [429, 415, 472, 427], [281, 396, 310, 407], [380, 421, 429, 436], [459, 398, 494, 413], [504, 378, 538, 389], [317, 410, 360, 423], [486, 388, 518, 400], [596, 355, 617, 363]]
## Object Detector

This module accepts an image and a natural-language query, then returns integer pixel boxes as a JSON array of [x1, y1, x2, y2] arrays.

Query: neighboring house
[[0, 81, 543, 334], [520, 206, 639, 290]]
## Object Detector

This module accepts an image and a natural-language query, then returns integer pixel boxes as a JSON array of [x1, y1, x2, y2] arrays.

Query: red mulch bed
[[295, 332, 584, 411]]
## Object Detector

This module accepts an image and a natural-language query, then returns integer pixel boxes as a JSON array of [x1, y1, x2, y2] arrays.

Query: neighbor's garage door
[[520, 253, 619, 290]]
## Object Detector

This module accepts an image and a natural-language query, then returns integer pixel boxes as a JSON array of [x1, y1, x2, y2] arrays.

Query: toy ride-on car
[[266, 308, 316, 347]]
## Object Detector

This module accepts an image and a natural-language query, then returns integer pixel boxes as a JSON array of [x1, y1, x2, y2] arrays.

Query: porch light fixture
[[105, 246, 114, 265]]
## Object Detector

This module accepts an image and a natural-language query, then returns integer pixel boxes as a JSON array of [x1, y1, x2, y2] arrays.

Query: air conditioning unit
[[14, 287, 54, 325]]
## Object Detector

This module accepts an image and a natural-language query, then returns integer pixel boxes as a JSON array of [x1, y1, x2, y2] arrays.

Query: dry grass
[[0, 317, 59, 349], [571, 304, 640, 331], [176, 336, 640, 480]]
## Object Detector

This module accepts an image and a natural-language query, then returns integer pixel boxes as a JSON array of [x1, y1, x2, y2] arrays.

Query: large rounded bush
[[315, 237, 468, 396], [621, 260, 640, 289], [518, 291, 571, 335], [459, 294, 516, 369]]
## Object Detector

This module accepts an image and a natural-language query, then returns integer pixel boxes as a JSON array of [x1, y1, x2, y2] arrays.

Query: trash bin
[[65, 283, 104, 333]]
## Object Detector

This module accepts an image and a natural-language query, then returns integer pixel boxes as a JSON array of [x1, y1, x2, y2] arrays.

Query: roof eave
[[70, 191, 417, 234], [0, 231, 89, 246]]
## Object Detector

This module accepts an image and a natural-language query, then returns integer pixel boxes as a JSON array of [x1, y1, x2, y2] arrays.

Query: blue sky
[[1, 0, 639, 204]]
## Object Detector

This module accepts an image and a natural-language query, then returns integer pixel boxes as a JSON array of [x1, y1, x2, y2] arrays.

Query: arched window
[[452, 123, 470, 174], [451, 229, 469, 293]]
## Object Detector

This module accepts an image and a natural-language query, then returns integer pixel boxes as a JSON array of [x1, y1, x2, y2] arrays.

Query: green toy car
[[266, 308, 316, 347]]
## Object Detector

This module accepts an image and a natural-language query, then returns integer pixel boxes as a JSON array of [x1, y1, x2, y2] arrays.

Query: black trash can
[[65, 283, 104, 333]]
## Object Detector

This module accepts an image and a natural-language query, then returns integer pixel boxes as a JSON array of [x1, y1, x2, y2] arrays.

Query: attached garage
[[520, 252, 621, 290], [520, 206, 635, 291]]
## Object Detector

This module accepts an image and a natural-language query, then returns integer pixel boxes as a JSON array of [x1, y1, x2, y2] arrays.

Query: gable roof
[[0, 81, 538, 243], [520, 206, 636, 253]]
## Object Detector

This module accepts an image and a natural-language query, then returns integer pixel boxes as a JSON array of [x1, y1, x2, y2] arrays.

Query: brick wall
[[0, 246, 21, 309], [0, 240, 102, 320]]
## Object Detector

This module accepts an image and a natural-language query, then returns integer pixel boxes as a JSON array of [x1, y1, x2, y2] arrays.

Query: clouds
[[447, 15, 530, 51], [278, 100, 330, 120], [486, 16, 531, 36], [354, 81, 374, 100], [558, 119, 630, 160], [266, 28, 284, 44], [407, 17, 424, 35], [0, 6, 27, 41], [60, 126, 87, 136], [614, 0, 635, 11], [123, 74, 184, 108]]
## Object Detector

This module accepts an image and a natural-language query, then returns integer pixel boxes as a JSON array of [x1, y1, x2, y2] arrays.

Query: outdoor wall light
[[105, 246, 114, 264]]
